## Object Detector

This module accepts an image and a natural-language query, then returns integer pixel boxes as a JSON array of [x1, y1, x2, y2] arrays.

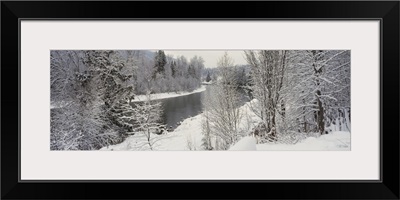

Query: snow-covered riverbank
[[51, 86, 207, 108], [100, 99, 258, 151], [131, 85, 207, 102], [100, 98, 351, 151]]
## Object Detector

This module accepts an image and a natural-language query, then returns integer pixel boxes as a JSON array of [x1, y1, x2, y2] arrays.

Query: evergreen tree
[[153, 50, 167, 78], [170, 60, 176, 78], [83, 50, 134, 136], [188, 64, 196, 78], [206, 71, 212, 82]]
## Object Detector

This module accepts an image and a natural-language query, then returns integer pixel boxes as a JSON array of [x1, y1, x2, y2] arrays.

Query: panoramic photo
[[50, 50, 351, 151]]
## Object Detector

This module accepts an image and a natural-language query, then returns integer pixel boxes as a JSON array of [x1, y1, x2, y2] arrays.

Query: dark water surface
[[158, 86, 250, 130], [160, 91, 205, 130]]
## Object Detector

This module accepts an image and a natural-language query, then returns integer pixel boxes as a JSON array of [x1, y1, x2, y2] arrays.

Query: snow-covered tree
[[189, 55, 205, 81], [131, 92, 164, 150], [244, 50, 287, 141], [50, 50, 133, 150], [205, 71, 212, 82], [236, 68, 248, 87], [153, 50, 167, 77], [203, 52, 242, 150], [130, 51, 203, 94], [282, 50, 351, 135], [201, 103, 213, 150], [82, 50, 135, 134], [170, 60, 177, 78], [135, 53, 155, 94], [244, 50, 350, 143]]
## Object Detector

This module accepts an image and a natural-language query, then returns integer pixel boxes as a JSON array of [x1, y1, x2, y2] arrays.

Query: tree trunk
[[316, 91, 325, 135], [312, 50, 325, 135], [271, 111, 276, 140]]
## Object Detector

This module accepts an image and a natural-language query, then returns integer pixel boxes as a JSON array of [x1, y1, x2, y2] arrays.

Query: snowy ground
[[229, 137, 257, 151], [131, 85, 207, 102], [229, 131, 351, 151], [100, 99, 351, 151], [100, 114, 204, 151]]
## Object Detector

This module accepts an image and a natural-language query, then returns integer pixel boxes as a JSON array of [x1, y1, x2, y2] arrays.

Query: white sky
[[164, 50, 248, 68]]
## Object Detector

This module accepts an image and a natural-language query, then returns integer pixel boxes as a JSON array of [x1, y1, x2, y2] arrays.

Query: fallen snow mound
[[229, 137, 257, 151]]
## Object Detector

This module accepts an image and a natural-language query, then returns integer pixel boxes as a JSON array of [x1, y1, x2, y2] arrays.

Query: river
[[157, 86, 250, 130]]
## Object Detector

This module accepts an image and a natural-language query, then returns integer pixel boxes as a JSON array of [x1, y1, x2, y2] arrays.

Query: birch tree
[[203, 52, 242, 150]]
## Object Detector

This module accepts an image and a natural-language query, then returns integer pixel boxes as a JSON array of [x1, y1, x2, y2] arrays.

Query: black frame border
[[2, 1, 399, 199]]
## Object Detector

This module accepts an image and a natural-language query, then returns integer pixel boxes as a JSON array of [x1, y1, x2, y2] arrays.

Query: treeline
[[123, 50, 204, 94], [50, 50, 204, 150], [202, 64, 251, 86], [201, 50, 351, 150]]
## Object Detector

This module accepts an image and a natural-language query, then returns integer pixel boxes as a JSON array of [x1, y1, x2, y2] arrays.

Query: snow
[[201, 81, 213, 85], [229, 137, 257, 151], [100, 114, 204, 151], [256, 131, 350, 151], [131, 85, 207, 102], [237, 99, 262, 134], [229, 131, 350, 151]]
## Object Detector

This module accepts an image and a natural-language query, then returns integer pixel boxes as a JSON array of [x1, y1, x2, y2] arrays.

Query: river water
[[160, 91, 205, 130], [158, 86, 250, 130]]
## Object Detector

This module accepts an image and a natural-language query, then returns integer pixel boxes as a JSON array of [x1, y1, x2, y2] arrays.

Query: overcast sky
[[163, 50, 248, 68]]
